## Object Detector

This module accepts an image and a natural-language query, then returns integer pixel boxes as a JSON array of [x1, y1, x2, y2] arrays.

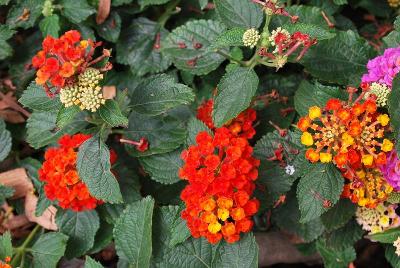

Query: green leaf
[[0, 25, 15, 59], [77, 134, 123, 203], [273, 190, 325, 242], [6, 0, 44, 29], [297, 163, 344, 223], [0, 232, 12, 260], [214, 0, 263, 28], [125, 112, 186, 157], [39, 14, 60, 37], [0, 185, 14, 205], [56, 105, 82, 128], [316, 239, 356, 268], [19, 82, 61, 111], [333, 0, 347, 4], [368, 227, 400, 243], [138, 0, 169, 8], [116, 17, 171, 76], [212, 67, 259, 127], [213, 233, 258, 268], [60, 0, 96, 24], [85, 256, 104, 268], [321, 199, 356, 231], [152, 205, 190, 263], [210, 28, 246, 50], [31, 232, 68, 268], [162, 19, 226, 75], [0, 119, 11, 162], [98, 100, 128, 127], [95, 11, 121, 43], [26, 111, 87, 149], [389, 74, 400, 155], [282, 23, 336, 40], [88, 219, 114, 254], [139, 149, 182, 184], [114, 196, 155, 267], [199, 0, 208, 9], [294, 80, 347, 116], [56, 209, 100, 259], [186, 117, 211, 145], [325, 220, 364, 250], [301, 30, 375, 86], [385, 245, 400, 268], [130, 74, 194, 116]]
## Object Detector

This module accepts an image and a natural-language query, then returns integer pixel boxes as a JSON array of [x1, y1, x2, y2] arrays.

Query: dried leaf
[[103, 85, 116, 99], [24, 192, 58, 230], [0, 168, 34, 199], [96, 0, 111, 24], [0, 110, 25, 123]]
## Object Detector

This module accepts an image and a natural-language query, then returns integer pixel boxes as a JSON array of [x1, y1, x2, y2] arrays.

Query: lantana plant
[[2, 0, 400, 267]]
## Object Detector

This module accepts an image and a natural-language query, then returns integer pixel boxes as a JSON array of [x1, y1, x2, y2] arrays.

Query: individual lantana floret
[[179, 129, 260, 244], [0, 256, 11, 268], [60, 85, 80, 107], [196, 99, 257, 139], [394, 237, 400, 256], [42, 0, 54, 16], [31, 30, 111, 97], [388, 0, 400, 8], [297, 88, 393, 170], [356, 203, 400, 234], [378, 150, 400, 191], [79, 85, 106, 112], [342, 168, 393, 208], [243, 28, 261, 49], [38, 134, 117, 211], [363, 82, 390, 107], [362, 46, 400, 87]]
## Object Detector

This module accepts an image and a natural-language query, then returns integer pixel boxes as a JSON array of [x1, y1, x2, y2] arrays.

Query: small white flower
[[285, 165, 295, 176], [394, 236, 400, 256]]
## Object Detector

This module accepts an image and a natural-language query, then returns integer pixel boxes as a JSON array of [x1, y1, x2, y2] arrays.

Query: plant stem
[[158, 0, 181, 27], [11, 225, 41, 267], [215, 50, 245, 65]]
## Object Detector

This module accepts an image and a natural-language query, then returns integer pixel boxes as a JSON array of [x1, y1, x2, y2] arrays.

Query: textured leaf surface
[[114, 196, 154, 267], [98, 100, 129, 127], [56, 209, 100, 258], [95, 11, 121, 43], [85, 256, 104, 268], [389, 75, 400, 155], [301, 30, 375, 86], [0, 232, 12, 259], [273, 190, 325, 242], [210, 28, 246, 50], [214, 0, 263, 28], [19, 82, 61, 111], [0, 119, 11, 162], [56, 105, 82, 128], [385, 245, 400, 268], [0, 185, 14, 205], [163, 20, 226, 75], [212, 67, 259, 127], [368, 227, 400, 243], [26, 111, 87, 149], [325, 220, 364, 250], [297, 163, 344, 223], [139, 149, 182, 184], [0, 25, 14, 59], [6, 0, 44, 29], [186, 117, 211, 145], [31, 232, 68, 268], [282, 23, 336, 40], [77, 135, 123, 203], [294, 80, 347, 116], [316, 239, 356, 268], [321, 199, 356, 231], [60, 0, 96, 24], [117, 17, 171, 76], [39, 14, 60, 37], [125, 112, 186, 157], [130, 74, 194, 116]]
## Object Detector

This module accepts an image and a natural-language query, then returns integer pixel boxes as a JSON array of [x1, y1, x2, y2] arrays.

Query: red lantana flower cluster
[[31, 30, 109, 96], [180, 101, 259, 244], [196, 99, 257, 139], [39, 134, 115, 211]]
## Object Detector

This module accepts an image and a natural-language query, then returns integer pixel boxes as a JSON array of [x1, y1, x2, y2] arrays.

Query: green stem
[[215, 50, 245, 65], [158, 0, 181, 27], [287, 0, 292, 6], [11, 225, 41, 267]]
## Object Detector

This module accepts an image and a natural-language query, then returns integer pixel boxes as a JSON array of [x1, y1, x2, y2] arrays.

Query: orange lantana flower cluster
[[39, 134, 115, 211], [179, 101, 259, 244], [0, 256, 11, 268], [196, 99, 257, 139], [298, 95, 392, 170], [31, 30, 108, 96], [297, 86, 396, 208]]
